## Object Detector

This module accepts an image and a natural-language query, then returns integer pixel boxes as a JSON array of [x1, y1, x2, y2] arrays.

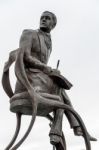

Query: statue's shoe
[[87, 134, 97, 141], [50, 134, 66, 150], [74, 126, 97, 141]]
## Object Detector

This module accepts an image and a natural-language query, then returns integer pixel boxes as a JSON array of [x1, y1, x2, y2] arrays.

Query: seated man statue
[[3, 11, 96, 149]]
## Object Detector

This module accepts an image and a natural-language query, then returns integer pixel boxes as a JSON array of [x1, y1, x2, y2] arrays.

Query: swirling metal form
[[2, 47, 91, 150], [5, 113, 21, 150], [10, 105, 37, 150], [9, 101, 91, 150]]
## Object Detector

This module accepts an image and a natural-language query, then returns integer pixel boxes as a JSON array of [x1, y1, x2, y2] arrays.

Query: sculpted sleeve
[[19, 29, 34, 50]]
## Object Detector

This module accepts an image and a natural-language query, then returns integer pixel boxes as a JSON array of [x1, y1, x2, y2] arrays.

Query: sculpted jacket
[[2, 29, 79, 126]]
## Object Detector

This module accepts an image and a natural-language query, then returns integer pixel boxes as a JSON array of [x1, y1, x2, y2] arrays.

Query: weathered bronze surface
[[2, 11, 96, 150]]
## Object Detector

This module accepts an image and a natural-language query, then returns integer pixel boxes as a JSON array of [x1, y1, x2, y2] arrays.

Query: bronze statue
[[2, 11, 96, 150]]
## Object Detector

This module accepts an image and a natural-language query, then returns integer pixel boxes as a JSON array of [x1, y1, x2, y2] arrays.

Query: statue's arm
[[24, 51, 52, 73], [19, 29, 52, 73]]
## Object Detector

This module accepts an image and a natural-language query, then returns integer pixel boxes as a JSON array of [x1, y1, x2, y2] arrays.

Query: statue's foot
[[50, 134, 65, 150], [74, 126, 97, 141], [50, 133, 61, 145], [50, 134, 60, 145], [88, 134, 97, 141]]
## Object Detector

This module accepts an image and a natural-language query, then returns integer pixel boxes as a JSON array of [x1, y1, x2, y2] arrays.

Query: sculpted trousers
[[49, 89, 79, 139]]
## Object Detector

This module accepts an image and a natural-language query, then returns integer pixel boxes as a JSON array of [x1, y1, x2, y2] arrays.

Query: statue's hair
[[42, 11, 57, 29]]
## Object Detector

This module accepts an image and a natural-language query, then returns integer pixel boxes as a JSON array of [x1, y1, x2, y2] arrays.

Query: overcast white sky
[[0, 0, 99, 150]]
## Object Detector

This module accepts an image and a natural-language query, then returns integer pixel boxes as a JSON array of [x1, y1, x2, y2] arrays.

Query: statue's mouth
[[40, 22, 47, 26]]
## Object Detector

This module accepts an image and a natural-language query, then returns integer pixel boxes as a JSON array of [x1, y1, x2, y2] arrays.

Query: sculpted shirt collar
[[38, 29, 51, 38], [38, 29, 52, 50]]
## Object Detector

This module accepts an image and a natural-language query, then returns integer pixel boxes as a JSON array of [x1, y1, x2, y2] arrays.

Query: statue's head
[[40, 11, 57, 33]]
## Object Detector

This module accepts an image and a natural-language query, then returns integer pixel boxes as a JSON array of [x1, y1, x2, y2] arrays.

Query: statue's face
[[40, 12, 54, 32]]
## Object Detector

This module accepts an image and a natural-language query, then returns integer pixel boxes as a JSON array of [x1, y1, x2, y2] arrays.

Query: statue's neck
[[38, 29, 51, 37], [37, 29, 52, 54]]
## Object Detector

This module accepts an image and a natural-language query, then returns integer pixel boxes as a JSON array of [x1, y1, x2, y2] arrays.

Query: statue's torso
[[10, 29, 60, 115], [19, 29, 51, 65], [15, 29, 58, 95], [31, 30, 51, 64]]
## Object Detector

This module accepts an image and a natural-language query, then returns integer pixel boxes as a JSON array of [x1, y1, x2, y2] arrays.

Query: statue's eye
[[41, 15, 51, 21], [46, 16, 51, 20], [41, 16, 44, 20]]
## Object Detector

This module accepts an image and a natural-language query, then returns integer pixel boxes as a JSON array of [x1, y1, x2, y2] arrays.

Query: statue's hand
[[52, 69, 60, 75], [43, 66, 52, 74], [43, 66, 61, 75]]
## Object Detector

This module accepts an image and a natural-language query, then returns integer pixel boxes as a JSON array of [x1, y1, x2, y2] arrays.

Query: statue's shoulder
[[22, 29, 37, 37], [19, 29, 38, 47]]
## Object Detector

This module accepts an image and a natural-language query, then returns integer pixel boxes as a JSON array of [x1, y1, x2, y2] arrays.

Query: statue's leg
[[39, 94, 91, 150], [46, 114, 66, 150], [61, 89, 79, 128], [49, 108, 64, 144], [62, 90, 97, 141], [49, 108, 67, 150], [49, 88, 65, 148]]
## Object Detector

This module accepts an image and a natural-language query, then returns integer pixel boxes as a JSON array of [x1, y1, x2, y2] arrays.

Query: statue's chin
[[40, 27, 50, 33]]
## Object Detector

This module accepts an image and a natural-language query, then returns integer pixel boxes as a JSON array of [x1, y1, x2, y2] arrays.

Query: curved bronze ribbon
[[2, 47, 91, 150]]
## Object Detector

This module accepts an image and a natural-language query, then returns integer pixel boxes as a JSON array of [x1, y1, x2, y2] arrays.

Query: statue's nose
[[42, 17, 46, 22]]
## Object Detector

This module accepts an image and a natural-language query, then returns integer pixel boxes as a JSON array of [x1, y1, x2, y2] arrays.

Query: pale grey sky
[[0, 0, 99, 149]]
